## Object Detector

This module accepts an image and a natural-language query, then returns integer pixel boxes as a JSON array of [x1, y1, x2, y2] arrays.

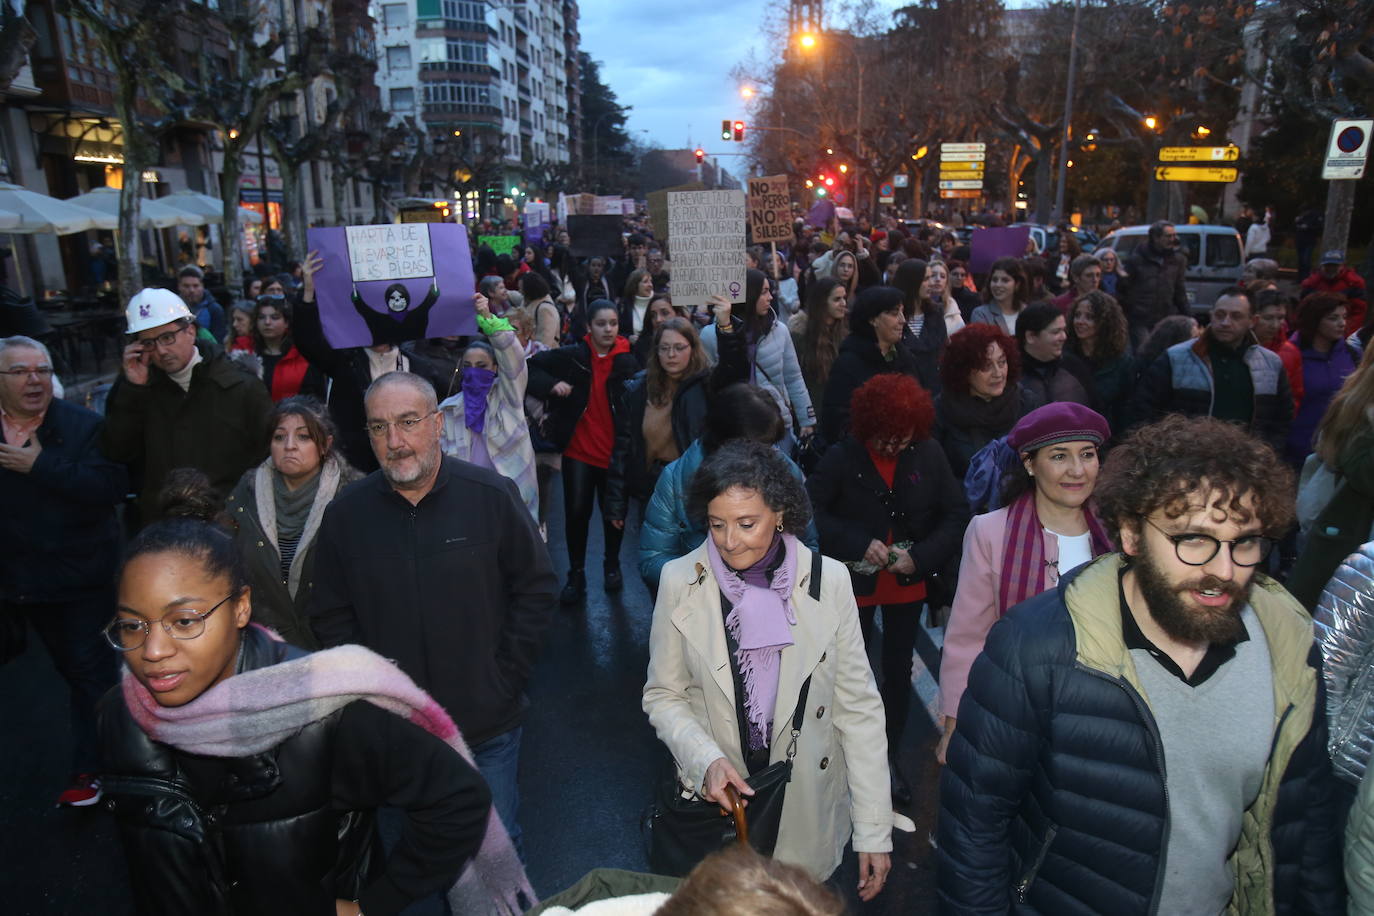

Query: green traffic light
[[816, 188, 827, 196]]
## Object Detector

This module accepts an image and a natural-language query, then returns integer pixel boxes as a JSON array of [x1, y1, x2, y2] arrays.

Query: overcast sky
[[577, 1, 908, 154]]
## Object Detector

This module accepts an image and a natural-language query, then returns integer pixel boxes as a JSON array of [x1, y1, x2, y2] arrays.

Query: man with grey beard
[[310, 371, 556, 858], [939, 414, 1343, 914]]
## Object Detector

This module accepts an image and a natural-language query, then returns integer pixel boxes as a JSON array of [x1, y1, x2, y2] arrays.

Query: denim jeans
[[472, 726, 524, 860]]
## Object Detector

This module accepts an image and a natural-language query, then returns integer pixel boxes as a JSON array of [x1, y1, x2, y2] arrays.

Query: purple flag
[[805, 199, 836, 228], [970, 226, 1032, 275]]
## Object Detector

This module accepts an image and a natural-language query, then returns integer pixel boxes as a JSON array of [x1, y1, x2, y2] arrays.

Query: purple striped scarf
[[996, 491, 1112, 617], [121, 630, 534, 915]]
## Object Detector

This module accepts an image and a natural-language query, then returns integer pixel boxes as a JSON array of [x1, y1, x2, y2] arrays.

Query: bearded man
[[938, 414, 1344, 915]]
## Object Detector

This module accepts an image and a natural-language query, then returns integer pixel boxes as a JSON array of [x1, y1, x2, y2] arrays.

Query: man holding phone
[[102, 287, 273, 525]]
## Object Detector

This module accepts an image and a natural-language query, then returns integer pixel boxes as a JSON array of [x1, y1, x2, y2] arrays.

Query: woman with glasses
[[225, 396, 361, 650], [436, 293, 540, 523], [606, 305, 747, 537], [528, 300, 642, 603], [95, 510, 529, 916], [937, 403, 1113, 763], [807, 373, 969, 806]]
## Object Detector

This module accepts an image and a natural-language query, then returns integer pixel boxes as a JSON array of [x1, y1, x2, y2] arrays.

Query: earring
[[776, 523, 784, 532]]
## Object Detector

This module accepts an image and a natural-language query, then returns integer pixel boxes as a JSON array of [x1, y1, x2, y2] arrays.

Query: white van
[[1098, 224, 1245, 317]]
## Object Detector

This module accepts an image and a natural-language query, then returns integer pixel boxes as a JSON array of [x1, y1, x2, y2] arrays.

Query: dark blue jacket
[[938, 555, 1344, 915], [0, 397, 127, 602]]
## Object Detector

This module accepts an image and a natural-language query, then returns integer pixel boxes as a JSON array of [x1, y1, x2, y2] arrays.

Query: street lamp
[[740, 86, 755, 99], [1144, 115, 1159, 130], [798, 30, 866, 209], [798, 32, 817, 49]]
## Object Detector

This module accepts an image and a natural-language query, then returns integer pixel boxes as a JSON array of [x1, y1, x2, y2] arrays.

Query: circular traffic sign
[[1337, 125, 1367, 153], [879, 182, 895, 197]]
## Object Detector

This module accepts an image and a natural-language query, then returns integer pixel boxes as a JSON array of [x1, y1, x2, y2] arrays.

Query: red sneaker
[[57, 774, 102, 808]]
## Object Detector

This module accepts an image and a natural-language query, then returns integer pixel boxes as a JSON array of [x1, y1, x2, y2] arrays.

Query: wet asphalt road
[[0, 478, 943, 913]]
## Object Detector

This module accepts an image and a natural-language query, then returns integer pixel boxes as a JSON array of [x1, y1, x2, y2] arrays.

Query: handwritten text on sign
[[346, 224, 434, 283], [747, 175, 793, 242], [667, 190, 746, 308]]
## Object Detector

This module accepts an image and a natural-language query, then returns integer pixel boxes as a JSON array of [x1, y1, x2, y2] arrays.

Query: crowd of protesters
[[4, 197, 1374, 914]]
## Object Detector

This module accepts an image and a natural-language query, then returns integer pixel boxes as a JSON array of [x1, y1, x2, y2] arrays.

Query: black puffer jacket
[[938, 556, 1345, 915], [97, 627, 491, 916], [526, 338, 641, 451], [805, 436, 969, 597], [605, 320, 749, 518]]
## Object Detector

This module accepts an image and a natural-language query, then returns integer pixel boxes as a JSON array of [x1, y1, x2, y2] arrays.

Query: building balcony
[[520, 118, 533, 133], [518, 83, 532, 100], [420, 61, 499, 77], [424, 101, 503, 119]]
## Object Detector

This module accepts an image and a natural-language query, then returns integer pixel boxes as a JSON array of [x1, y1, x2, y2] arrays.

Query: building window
[[422, 80, 491, 106], [386, 45, 411, 71], [390, 87, 415, 112], [381, 3, 408, 29]]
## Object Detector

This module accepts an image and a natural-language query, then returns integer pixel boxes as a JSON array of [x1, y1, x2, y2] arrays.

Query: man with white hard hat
[[101, 288, 273, 523]]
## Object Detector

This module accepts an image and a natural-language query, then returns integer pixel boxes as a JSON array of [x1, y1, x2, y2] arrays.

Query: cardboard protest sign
[[478, 234, 522, 256], [593, 196, 623, 215], [306, 222, 476, 349], [647, 182, 705, 243], [969, 225, 1031, 275], [747, 175, 793, 243], [566, 214, 624, 259], [667, 189, 746, 307], [621, 198, 636, 216]]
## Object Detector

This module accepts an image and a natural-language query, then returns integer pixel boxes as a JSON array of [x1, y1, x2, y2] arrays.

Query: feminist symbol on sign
[[729, 281, 742, 298]]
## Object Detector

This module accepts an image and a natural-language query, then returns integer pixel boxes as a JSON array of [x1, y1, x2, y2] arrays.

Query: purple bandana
[[461, 367, 498, 432]]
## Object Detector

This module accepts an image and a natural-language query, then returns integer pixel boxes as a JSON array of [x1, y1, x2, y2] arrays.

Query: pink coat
[[938, 507, 1061, 719]]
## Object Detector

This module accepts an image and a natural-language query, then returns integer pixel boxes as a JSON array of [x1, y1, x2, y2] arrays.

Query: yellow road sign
[[1154, 166, 1238, 182], [1158, 146, 1240, 162], [939, 170, 985, 181]]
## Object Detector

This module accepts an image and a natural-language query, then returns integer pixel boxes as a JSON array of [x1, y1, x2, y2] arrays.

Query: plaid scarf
[[996, 491, 1112, 617], [121, 631, 534, 915]]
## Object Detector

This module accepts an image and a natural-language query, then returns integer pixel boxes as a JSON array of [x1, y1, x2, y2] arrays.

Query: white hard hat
[[126, 288, 193, 334]]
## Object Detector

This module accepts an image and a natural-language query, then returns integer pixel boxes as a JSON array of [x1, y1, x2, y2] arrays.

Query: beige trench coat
[[642, 541, 893, 880]]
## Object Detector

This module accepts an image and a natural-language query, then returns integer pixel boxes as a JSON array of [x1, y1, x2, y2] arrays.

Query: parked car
[[1097, 224, 1244, 316], [1015, 222, 1101, 256]]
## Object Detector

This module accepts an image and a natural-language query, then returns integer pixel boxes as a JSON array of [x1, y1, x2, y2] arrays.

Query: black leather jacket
[[97, 627, 491, 916]]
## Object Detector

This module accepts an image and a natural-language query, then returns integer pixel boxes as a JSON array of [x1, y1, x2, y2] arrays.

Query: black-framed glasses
[[104, 594, 235, 651], [136, 325, 189, 349], [1142, 517, 1274, 567], [365, 410, 437, 438], [0, 366, 54, 378]]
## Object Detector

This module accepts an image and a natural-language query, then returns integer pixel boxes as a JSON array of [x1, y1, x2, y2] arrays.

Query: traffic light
[[733, 121, 745, 141], [694, 148, 705, 164], [721, 120, 731, 141]]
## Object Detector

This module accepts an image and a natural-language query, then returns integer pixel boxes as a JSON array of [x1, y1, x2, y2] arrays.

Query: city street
[[0, 483, 944, 913]]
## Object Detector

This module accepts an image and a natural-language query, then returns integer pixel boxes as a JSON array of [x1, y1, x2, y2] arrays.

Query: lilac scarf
[[120, 628, 534, 915], [461, 367, 499, 432], [997, 491, 1112, 617], [706, 534, 799, 751]]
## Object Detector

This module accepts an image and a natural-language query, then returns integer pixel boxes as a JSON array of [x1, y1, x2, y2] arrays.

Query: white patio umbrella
[[0, 208, 19, 231], [65, 187, 196, 230], [161, 189, 264, 225], [0, 182, 113, 296]]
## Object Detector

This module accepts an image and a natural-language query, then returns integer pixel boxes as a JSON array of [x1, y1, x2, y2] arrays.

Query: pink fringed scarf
[[996, 491, 1112, 617], [706, 534, 799, 751], [120, 630, 535, 915]]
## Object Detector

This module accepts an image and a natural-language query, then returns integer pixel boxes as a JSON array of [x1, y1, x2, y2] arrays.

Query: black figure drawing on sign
[[351, 279, 442, 346]]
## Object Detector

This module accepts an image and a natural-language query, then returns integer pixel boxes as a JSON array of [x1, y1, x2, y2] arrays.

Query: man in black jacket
[[0, 335, 127, 806], [938, 415, 1344, 915], [309, 371, 557, 856], [1118, 221, 1191, 352]]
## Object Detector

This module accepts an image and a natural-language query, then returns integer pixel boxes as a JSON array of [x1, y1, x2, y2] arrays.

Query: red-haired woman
[[806, 373, 969, 806], [933, 323, 1028, 483]]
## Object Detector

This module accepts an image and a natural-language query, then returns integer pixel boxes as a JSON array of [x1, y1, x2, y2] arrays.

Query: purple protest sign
[[306, 222, 476, 349], [969, 226, 1032, 275]]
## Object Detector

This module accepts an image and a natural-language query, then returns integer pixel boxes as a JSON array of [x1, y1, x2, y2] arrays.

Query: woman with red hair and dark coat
[[806, 373, 970, 806], [932, 323, 1030, 482]]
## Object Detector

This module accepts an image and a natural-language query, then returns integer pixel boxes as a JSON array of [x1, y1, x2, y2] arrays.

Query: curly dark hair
[[940, 323, 1022, 396], [1295, 292, 1348, 350], [850, 372, 934, 443], [688, 439, 812, 537], [1066, 290, 1129, 365], [1094, 414, 1295, 543]]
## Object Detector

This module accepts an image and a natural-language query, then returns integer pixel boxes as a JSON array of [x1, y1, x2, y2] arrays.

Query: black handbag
[[644, 553, 823, 877]]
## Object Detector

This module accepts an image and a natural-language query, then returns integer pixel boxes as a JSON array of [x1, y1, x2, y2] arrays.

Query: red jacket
[[1302, 266, 1367, 337], [268, 345, 312, 402], [1263, 335, 1304, 413]]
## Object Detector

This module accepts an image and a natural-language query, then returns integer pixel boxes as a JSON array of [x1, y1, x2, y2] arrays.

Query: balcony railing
[[419, 61, 498, 77]]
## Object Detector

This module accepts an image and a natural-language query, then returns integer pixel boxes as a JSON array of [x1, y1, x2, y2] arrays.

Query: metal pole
[[1052, 0, 1081, 223]]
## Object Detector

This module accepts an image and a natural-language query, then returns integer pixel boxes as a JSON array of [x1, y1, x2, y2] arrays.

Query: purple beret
[[1008, 402, 1111, 454]]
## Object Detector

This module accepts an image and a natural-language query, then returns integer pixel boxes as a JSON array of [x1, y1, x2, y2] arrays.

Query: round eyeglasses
[[1142, 517, 1274, 567], [104, 594, 235, 651]]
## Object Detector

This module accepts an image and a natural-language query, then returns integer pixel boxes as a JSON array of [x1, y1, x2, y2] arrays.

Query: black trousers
[[562, 456, 623, 573], [8, 589, 118, 773], [858, 600, 922, 750]]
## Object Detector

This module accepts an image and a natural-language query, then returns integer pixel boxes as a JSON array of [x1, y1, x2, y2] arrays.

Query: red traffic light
[[732, 121, 745, 141], [694, 148, 705, 163]]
